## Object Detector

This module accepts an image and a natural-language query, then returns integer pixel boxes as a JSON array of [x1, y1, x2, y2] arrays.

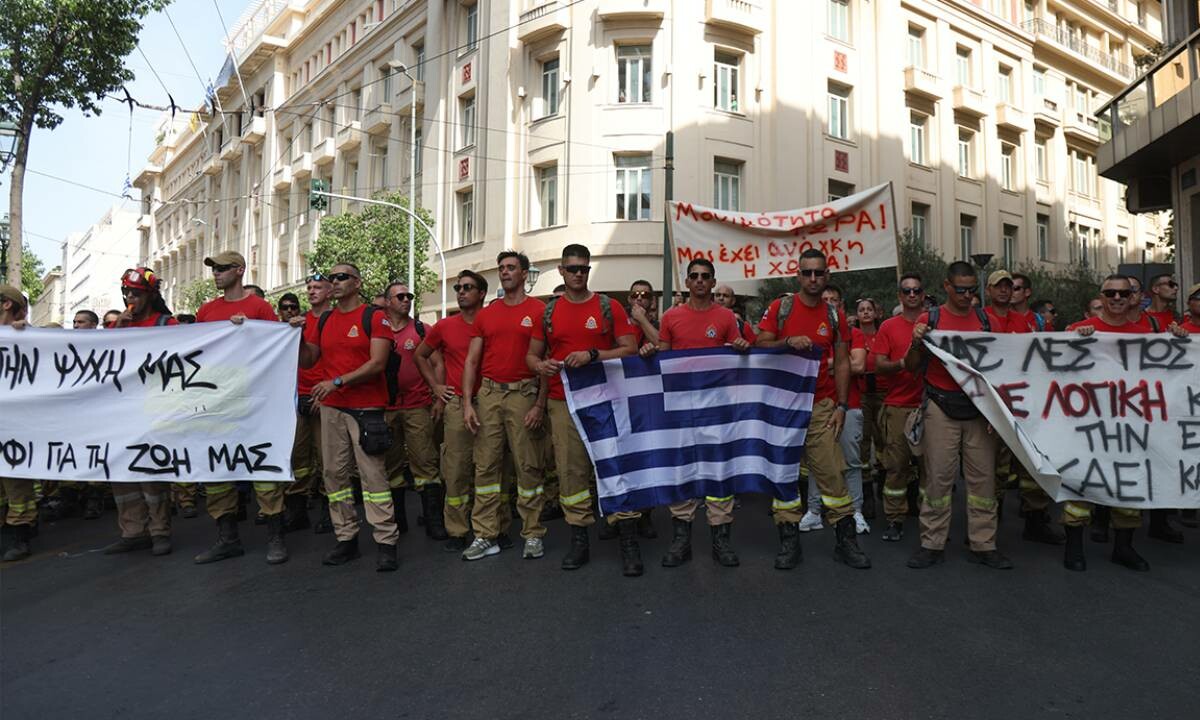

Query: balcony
[[291, 151, 313, 178], [219, 137, 242, 161], [903, 67, 941, 101], [273, 164, 292, 190], [704, 0, 763, 35], [1033, 96, 1062, 127], [363, 104, 392, 135], [227, 0, 297, 77], [241, 115, 266, 145], [312, 136, 336, 166], [1021, 18, 1133, 79], [995, 103, 1030, 132], [1064, 109, 1101, 144], [336, 121, 362, 151], [393, 79, 423, 114], [952, 85, 988, 117], [202, 155, 223, 176], [518, 1, 570, 43], [137, 214, 152, 231]]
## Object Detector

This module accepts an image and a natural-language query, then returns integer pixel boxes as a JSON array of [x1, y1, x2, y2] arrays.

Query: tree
[[310, 191, 437, 306], [177, 277, 216, 314], [20, 245, 44, 302], [0, 0, 170, 286]]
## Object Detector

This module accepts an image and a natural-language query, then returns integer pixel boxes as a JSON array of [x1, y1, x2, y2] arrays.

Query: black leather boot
[[323, 534, 361, 566], [660, 518, 692, 567], [193, 514, 245, 564], [314, 496, 333, 535], [422, 485, 448, 540], [283, 493, 310, 533], [561, 525, 590, 570], [392, 488, 409, 534], [1063, 525, 1086, 572], [1, 524, 32, 562], [1111, 528, 1150, 571], [1090, 506, 1110, 542], [774, 522, 802, 570], [710, 523, 739, 567], [265, 514, 288, 565], [1148, 509, 1184, 544], [1023, 510, 1066, 545], [617, 518, 643, 577], [833, 516, 871, 569], [376, 542, 398, 572]]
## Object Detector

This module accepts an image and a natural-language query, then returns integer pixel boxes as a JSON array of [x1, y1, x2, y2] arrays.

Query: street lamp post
[[390, 61, 420, 293], [971, 252, 993, 308], [0, 213, 9, 280]]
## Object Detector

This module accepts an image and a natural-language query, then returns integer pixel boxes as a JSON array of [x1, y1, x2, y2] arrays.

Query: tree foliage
[[310, 191, 436, 306], [177, 277, 216, 314], [20, 245, 44, 302]]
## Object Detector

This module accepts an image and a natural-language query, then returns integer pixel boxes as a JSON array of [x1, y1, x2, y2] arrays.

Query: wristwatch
[[589, 348, 600, 362], [332, 376, 344, 388], [837, 402, 849, 412]]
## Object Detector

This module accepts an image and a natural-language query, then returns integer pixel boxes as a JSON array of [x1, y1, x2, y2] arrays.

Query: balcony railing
[[1096, 26, 1200, 143], [227, 0, 289, 58], [1021, 18, 1133, 79]]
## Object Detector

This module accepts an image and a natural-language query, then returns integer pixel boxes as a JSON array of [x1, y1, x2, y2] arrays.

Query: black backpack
[[317, 305, 401, 406]]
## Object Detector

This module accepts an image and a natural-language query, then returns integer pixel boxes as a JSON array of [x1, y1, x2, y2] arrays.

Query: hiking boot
[[661, 518, 692, 567], [774, 522, 802, 570], [833, 516, 871, 569], [323, 535, 361, 566], [314, 497, 333, 535], [1, 525, 32, 562], [103, 535, 153, 554], [906, 547, 945, 569], [967, 549, 1014, 570], [376, 542, 398, 572], [1022, 510, 1065, 545], [710, 523, 739, 567], [1111, 528, 1150, 571], [617, 519, 643, 577], [561, 526, 590, 570], [194, 515, 244, 564], [151, 536, 172, 556], [265, 514, 288, 565]]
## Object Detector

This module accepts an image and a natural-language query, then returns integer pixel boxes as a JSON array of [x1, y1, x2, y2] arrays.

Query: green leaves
[[177, 277, 216, 314], [20, 245, 44, 302]]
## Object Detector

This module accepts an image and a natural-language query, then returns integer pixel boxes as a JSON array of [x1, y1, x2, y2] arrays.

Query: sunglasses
[[562, 265, 591, 275], [688, 272, 713, 281], [900, 287, 924, 295], [453, 283, 478, 293], [279, 303, 300, 311], [1155, 281, 1179, 289], [1101, 289, 1133, 298], [306, 272, 329, 283], [392, 292, 415, 301], [629, 291, 651, 299], [210, 264, 236, 273], [328, 272, 359, 282], [950, 285, 979, 295], [799, 269, 827, 278], [121, 288, 146, 298], [1047, 308, 1058, 314]]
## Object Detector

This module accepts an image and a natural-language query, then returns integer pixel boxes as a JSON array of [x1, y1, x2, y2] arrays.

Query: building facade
[[30, 268, 65, 327], [135, 0, 1170, 315], [60, 205, 142, 318]]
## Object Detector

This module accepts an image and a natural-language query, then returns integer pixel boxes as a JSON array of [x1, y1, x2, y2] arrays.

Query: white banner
[[0, 322, 299, 483], [925, 332, 1200, 509], [667, 182, 899, 293]]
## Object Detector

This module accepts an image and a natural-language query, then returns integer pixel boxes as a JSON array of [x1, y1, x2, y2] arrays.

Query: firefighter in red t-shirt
[[286, 273, 333, 534], [1146, 272, 1181, 331], [192, 251, 287, 567], [1184, 282, 1200, 333], [105, 267, 177, 558], [0, 284, 38, 562], [627, 279, 660, 348], [756, 249, 871, 571], [903, 262, 1012, 570]]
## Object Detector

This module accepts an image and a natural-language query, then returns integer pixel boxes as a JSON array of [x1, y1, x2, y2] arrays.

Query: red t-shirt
[[302, 304, 390, 409], [298, 311, 325, 396], [125, 312, 179, 328], [919, 306, 987, 392], [1181, 318, 1200, 334], [874, 314, 922, 408], [1066, 316, 1151, 334], [390, 318, 432, 409], [196, 293, 278, 323], [1146, 309, 1176, 330], [659, 303, 740, 349], [758, 295, 849, 403], [858, 327, 890, 395], [424, 314, 480, 397], [985, 307, 1032, 334], [533, 294, 635, 401], [848, 328, 865, 410], [736, 316, 757, 344], [1019, 309, 1042, 332], [470, 296, 544, 383]]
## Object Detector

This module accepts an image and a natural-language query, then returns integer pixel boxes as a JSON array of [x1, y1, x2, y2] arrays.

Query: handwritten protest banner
[[0, 322, 299, 483], [667, 183, 898, 292], [925, 332, 1199, 509]]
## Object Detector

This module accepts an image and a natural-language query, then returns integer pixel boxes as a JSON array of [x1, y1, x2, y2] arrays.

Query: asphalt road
[[2, 493, 1197, 720]]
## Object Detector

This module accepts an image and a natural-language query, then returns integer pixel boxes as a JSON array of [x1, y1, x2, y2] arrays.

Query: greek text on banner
[[924, 332, 1199, 510], [0, 322, 299, 483], [667, 182, 899, 293]]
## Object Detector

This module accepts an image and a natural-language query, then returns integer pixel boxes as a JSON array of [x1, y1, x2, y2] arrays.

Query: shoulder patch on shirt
[[521, 315, 533, 328], [585, 316, 598, 330], [381, 318, 392, 328], [348, 325, 360, 338]]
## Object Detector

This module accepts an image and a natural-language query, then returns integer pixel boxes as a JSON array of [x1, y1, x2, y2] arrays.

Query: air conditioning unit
[[1125, 175, 1172, 213]]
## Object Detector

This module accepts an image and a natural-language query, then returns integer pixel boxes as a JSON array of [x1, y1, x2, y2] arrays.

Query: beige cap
[[204, 250, 246, 268], [0, 283, 28, 312], [1187, 282, 1200, 300], [987, 270, 1014, 287]]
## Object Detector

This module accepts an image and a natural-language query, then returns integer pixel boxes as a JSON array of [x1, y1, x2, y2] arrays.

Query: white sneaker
[[461, 537, 499, 561], [854, 511, 871, 535], [798, 510, 824, 532], [523, 537, 544, 559]]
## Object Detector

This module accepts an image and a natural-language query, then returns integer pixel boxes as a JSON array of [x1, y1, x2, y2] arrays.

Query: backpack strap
[[596, 293, 613, 335], [1147, 314, 1161, 333], [827, 304, 840, 344], [542, 297, 559, 340], [154, 313, 172, 327], [777, 294, 795, 331], [414, 318, 426, 339], [1033, 313, 1045, 331], [973, 307, 991, 332], [928, 305, 940, 330], [317, 310, 333, 339], [361, 305, 380, 338]]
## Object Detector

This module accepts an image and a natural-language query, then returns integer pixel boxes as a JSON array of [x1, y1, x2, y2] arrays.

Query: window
[[1071, 149, 1095, 196], [540, 58, 560, 118], [1002, 225, 1017, 268], [414, 42, 425, 81], [1001, 144, 1016, 191], [464, 3, 478, 52], [1117, 235, 1127, 264], [457, 190, 474, 246], [1023, 0, 1036, 22], [615, 154, 652, 220], [714, 51, 740, 112], [911, 202, 929, 246], [1037, 214, 1050, 260], [997, 65, 1012, 104], [909, 112, 927, 165], [956, 48, 972, 86], [374, 142, 388, 189], [907, 27, 925, 68], [959, 215, 975, 259], [713, 159, 742, 210], [957, 128, 974, 178], [413, 129, 423, 176], [459, 95, 476, 148], [828, 0, 850, 42], [350, 88, 362, 120], [617, 45, 652, 104], [1033, 67, 1046, 96], [345, 162, 359, 195], [537, 165, 558, 228], [828, 179, 855, 202], [827, 83, 850, 140], [380, 64, 392, 103], [1073, 85, 1089, 113], [1035, 138, 1048, 182]]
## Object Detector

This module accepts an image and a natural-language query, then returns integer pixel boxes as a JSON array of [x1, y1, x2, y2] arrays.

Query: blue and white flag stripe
[[563, 347, 822, 515]]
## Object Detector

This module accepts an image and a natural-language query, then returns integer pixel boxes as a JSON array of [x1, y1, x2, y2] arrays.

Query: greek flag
[[563, 347, 821, 515]]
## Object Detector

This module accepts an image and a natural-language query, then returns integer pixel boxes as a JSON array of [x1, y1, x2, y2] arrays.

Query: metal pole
[[403, 70, 418, 292], [662, 130, 674, 308], [313, 190, 447, 318]]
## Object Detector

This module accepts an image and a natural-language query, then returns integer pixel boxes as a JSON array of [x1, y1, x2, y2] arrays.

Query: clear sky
[[3, 0, 247, 269]]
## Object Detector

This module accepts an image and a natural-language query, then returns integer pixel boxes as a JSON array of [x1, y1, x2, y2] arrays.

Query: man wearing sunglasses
[[414, 270, 488, 552], [289, 273, 334, 534], [193, 251, 286, 566], [627, 280, 660, 348], [380, 282, 447, 544], [277, 293, 302, 322], [641, 259, 750, 568], [459, 252, 549, 562], [873, 273, 926, 542], [904, 261, 1012, 570], [1184, 283, 1200, 332], [0, 285, 38, 562], [1146, 273, 1180, 331], [528, 243, 642, 576], [756, 249, 870, 571], [1009, 273, 1044, 332]]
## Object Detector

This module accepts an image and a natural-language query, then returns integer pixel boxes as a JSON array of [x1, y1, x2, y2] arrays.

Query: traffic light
[[309, 179, 327, 211]]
